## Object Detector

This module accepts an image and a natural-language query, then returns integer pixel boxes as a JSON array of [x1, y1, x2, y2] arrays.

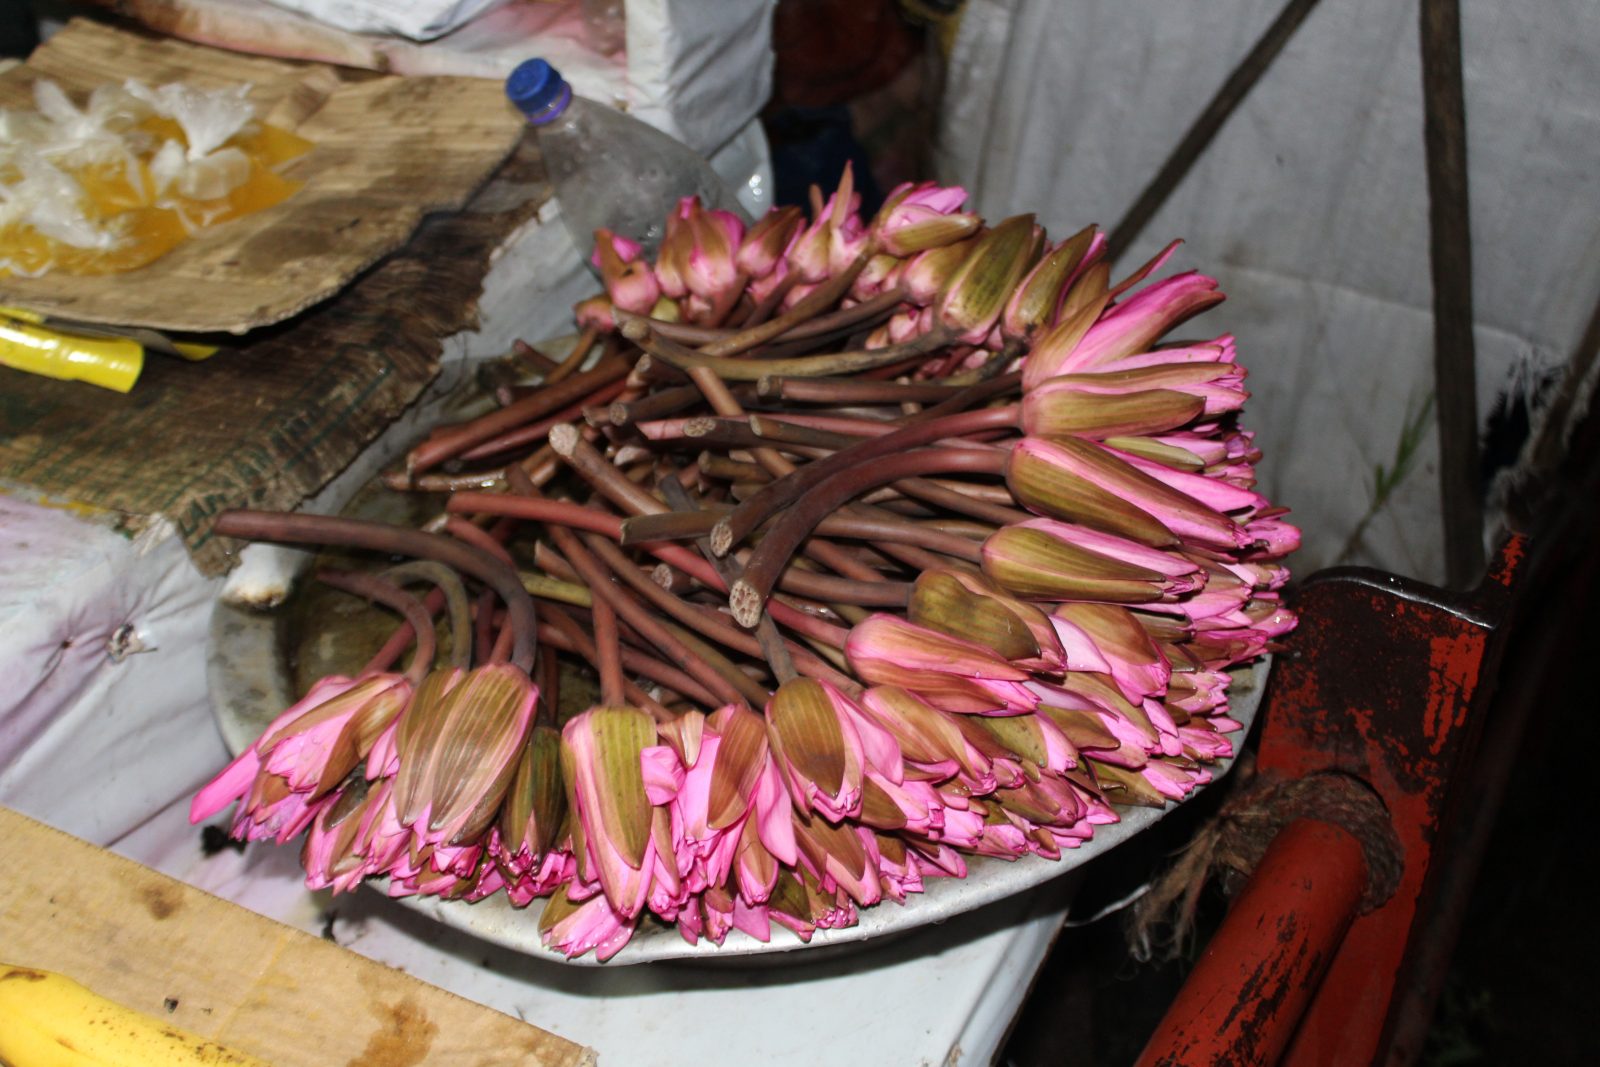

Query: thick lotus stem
[[714, 405, 1019, 556], [592, 594, 624, 706], [757, 375, 968, 405], [212, 510, 537, 673], [447, 489, 911, 609], [730, 448, 1009, 627], [405, 357, 631, 475], [542, 514, 759, 709], [535, 605, 679, 721], [457, 378, 628, 462]]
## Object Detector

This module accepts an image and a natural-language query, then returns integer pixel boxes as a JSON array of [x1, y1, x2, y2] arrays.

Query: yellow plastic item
[[0, 311, 144, 392], [0, 962, 273, 1067]]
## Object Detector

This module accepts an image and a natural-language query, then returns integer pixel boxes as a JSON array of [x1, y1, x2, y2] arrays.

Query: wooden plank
[[0, 808, 595, 1067], [1419, 0, 1486, 588]]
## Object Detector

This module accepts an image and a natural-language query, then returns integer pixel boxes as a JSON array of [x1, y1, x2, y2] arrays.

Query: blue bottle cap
[[506, 58, 573, 125]]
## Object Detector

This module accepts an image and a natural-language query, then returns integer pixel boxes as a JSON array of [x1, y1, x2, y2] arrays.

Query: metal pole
[[1134, 819, 1369, 1067]]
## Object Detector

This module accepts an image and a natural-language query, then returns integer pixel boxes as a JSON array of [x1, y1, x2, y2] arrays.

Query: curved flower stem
[[213, 510, 536, 673], [405, 357, 631, 476], [683, 366, 890, 587], [472, 588, 496, 664], [315, 568, 436, 687], [622, 316, 951, 382], [894, 479, 1028, 526], [714, 405, 1020, 556], [380, 560, 473, 671], [730, 448, 1009, 628]]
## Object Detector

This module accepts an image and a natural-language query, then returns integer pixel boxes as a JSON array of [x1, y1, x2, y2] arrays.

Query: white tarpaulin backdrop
[[939, 0, 1600, 584]]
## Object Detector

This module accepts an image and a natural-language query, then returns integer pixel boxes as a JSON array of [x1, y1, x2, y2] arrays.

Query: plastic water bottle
[[505, 58, 749, 258]]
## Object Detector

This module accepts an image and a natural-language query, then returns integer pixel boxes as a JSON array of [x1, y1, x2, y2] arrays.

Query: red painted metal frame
[[1135, 536, 1526, 1066], [1138, 819, 1369, 1067]]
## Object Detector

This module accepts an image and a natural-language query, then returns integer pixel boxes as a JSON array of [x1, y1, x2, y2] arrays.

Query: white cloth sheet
[[940, 0, 1600, 583]]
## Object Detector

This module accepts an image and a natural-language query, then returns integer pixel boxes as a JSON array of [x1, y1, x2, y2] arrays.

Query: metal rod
[[1420, 0, 1485, 587], [1134, 818, 1368, 1067]]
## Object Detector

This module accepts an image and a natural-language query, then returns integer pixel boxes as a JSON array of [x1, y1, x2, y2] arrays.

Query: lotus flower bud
[[737, 204, 804, 279], [560, 704, 658, 918], [908, 568, 1065, 671], [1001, 224, 1097, 344], [936, 214, 1038, 344], [765, 678, 868, 821], [981, 518, 1204, 603], [1007, 436, 1247, 549], [1024, 381, 1205, 439], [1062, 271, 1225, 372], [393, 664, 538, 849], [872, 180, 981, 255], [846, 614, 1039, 715], [1051, 602, 1172, 703], [901, 234, 980, 306], [496, 724, 566, 862], [591, 228, 661, 315]]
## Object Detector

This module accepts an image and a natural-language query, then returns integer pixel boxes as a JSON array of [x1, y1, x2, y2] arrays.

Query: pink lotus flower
[[857, 685, 998, 789], [907, 568, 1066, 673], [1039, 271, 1225, 378], [1007, 436, 1248, 550], [764, 678, 871, 821], [872, 180, 980, 256], [392, 664, 538, 852], [846, 615, 1040, 715], [191, 672, 410, 843], [540, 887, 638, 962], [655, 197, 746, 322], [981, 517, 1206, 604], [1101, 442, 1266, 516], [591, 227, 661, 314], [1050, 602, 1172, 704], [560, 704, 661, 919], [737, 204, 804, 279], [787, 166, 868, 282]]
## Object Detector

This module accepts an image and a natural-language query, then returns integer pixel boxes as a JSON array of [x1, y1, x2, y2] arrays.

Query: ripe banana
[[0, 963, 271, 1067]]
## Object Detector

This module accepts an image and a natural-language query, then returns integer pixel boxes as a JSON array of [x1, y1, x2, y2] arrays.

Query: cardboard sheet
[[0, 808, 596, 1067], [0, 18, 524, 332], [0, 131, 553, 575]]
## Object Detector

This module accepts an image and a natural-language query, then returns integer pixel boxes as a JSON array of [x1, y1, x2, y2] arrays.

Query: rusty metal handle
[[1134, 818, 1369, 1067]]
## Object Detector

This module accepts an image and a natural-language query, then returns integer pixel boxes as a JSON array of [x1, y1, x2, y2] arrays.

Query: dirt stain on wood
[[346, 995, 437, 1067], [139, 884, 182, 920]]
